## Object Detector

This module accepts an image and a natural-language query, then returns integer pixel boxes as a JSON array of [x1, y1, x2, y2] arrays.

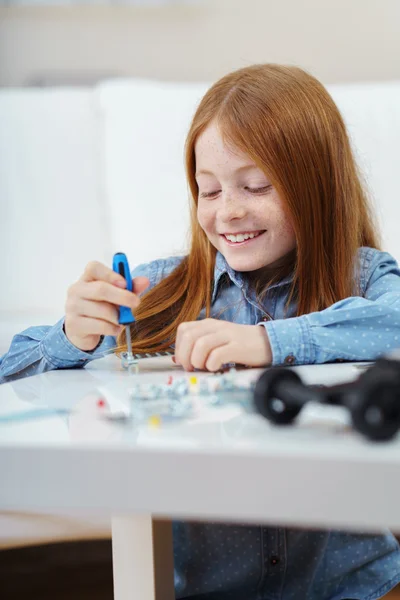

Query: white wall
[[0, 0, 400, 87]]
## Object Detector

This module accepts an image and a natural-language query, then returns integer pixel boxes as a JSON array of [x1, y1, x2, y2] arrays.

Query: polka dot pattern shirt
[[1, 246, 400, 599]]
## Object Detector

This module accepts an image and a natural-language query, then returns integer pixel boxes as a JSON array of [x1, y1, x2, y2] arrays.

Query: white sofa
[[0, 77, 400, 547]]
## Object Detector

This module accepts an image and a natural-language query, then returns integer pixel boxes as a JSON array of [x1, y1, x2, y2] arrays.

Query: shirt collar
[[212, 251, 294, 303], [212, 252, 244, 303]]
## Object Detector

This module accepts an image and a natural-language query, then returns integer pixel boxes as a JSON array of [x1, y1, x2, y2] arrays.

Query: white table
[[1, 355, 400, 599]]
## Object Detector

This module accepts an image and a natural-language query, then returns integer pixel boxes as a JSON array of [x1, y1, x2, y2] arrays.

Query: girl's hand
[[174, 318, 272, 372], [64, 261, 149, 352]]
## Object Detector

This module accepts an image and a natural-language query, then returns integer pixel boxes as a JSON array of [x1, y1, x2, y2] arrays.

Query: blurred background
[[1, 0, 400, 86]]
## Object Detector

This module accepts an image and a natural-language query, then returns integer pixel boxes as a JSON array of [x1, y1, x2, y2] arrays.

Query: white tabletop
[[0, 356, 399, 532]]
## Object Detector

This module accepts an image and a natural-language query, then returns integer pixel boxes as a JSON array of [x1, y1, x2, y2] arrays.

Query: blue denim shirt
[[1, 246, 400, 599]]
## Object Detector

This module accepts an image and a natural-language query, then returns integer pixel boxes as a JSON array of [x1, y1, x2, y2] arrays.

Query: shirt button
[[284, 354, 296, 365], [262, 316, 269, 321], [270, 555, 280, 566]]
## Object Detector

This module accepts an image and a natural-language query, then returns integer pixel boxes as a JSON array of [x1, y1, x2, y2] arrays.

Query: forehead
[[195, 122, 255, 172]]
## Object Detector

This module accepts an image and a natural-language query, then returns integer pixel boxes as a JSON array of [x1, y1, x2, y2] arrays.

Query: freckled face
[[195, 123, 296, 272]]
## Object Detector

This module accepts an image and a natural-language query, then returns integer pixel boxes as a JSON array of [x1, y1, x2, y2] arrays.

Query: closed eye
[[245, 185, 272, 194], [199, 185, 272, 199], [199, 190, 221, 199]]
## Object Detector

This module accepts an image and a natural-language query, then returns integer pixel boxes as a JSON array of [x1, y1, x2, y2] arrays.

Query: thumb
[[133, 276, 150, 294]]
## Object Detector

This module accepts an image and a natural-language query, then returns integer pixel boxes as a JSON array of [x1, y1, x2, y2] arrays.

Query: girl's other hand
[[64, 261, 149, 352], [174, 318, 272, 372]]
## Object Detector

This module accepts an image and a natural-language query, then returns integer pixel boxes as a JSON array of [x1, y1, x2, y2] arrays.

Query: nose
[[218, 190, 247, 223]]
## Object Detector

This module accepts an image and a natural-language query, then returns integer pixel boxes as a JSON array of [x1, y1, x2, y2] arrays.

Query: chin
[[222, 254, 267, 272]]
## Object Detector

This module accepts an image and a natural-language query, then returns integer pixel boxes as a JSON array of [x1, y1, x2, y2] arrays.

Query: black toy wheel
[[350, 377, 400, 442], [359, 357, 400, 388], [253, 368, 303, 425]]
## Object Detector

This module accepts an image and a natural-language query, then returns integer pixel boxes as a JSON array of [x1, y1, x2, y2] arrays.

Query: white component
[[207, 377, 222, 392], [225, 232, 260, 243]]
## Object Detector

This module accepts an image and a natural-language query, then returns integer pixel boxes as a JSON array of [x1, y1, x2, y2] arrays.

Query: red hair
[[116, 64, 380, 355]]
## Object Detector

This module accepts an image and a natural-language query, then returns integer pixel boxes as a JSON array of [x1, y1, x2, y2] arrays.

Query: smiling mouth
[[221, 230, 266, 244]]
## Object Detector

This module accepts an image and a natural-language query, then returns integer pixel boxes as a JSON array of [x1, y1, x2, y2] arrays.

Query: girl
[[1, 64, 400, 599]]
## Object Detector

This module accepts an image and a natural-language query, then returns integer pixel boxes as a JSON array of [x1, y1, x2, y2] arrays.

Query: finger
[[175, 319, 222, 370], [80, 261, 127, 287], [175, 322, 199, 371], [176, 318, 221, 335], [74, 298, 120, 327], [205, 343, 231, 372], [190, 332, 230, 371], [79, 281, 141, 311], [175, 319, 222, 364], [80, 262, 150, 295], [72, 316, 123, 338], [132, 276, 150, 295]]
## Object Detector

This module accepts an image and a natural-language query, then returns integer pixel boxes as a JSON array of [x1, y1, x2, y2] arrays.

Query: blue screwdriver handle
[[112, 252, 135, 325]]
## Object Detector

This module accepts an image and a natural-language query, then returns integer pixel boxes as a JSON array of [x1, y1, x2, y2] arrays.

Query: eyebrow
[[195, 164, 260, 177]]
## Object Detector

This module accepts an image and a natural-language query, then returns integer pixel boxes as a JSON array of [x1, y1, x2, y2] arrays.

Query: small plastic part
[[97, 398, 106, 409], [188, 375, 199, 394]]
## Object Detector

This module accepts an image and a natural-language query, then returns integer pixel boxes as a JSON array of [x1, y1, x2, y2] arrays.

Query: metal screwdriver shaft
[[125, 323, 133, 362]]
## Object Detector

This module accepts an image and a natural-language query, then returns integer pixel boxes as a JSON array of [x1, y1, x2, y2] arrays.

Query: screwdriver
[[112, 252, 136, 367]]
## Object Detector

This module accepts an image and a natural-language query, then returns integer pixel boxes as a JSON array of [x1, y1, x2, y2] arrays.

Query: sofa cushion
[[328, 80, 400, 261], [0, 88, 110, 316], [97, 78, 209, 268]]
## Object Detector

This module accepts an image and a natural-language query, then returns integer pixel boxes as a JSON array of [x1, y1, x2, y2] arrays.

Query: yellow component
[[189, 376, 198, 385], [148, 415, 161, 428]]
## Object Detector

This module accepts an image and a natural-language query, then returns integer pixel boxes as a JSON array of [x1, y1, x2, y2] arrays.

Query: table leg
[[111, 515, 175, 600]]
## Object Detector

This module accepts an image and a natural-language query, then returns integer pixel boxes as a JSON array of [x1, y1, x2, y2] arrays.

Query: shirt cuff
[[259, 316, 315, 366], [40, 318, 109, 368]]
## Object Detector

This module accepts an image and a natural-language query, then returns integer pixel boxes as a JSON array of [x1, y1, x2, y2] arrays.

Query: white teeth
[[225, 232, 260, 243]]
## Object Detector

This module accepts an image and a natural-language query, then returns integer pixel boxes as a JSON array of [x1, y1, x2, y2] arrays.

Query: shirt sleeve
[[0, 261, 156, 384], [260, 250, 400, 366]]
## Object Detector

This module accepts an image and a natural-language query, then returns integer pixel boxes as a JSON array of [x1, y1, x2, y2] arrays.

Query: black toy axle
[[253, 357, 400, 441]]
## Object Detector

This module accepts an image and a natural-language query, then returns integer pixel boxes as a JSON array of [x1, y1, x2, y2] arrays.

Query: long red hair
[[116, 63, 380, 355]]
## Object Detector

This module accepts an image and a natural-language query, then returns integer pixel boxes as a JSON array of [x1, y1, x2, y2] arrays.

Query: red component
[[97, 398, 106, 408], [167, 376, 173, 385]]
